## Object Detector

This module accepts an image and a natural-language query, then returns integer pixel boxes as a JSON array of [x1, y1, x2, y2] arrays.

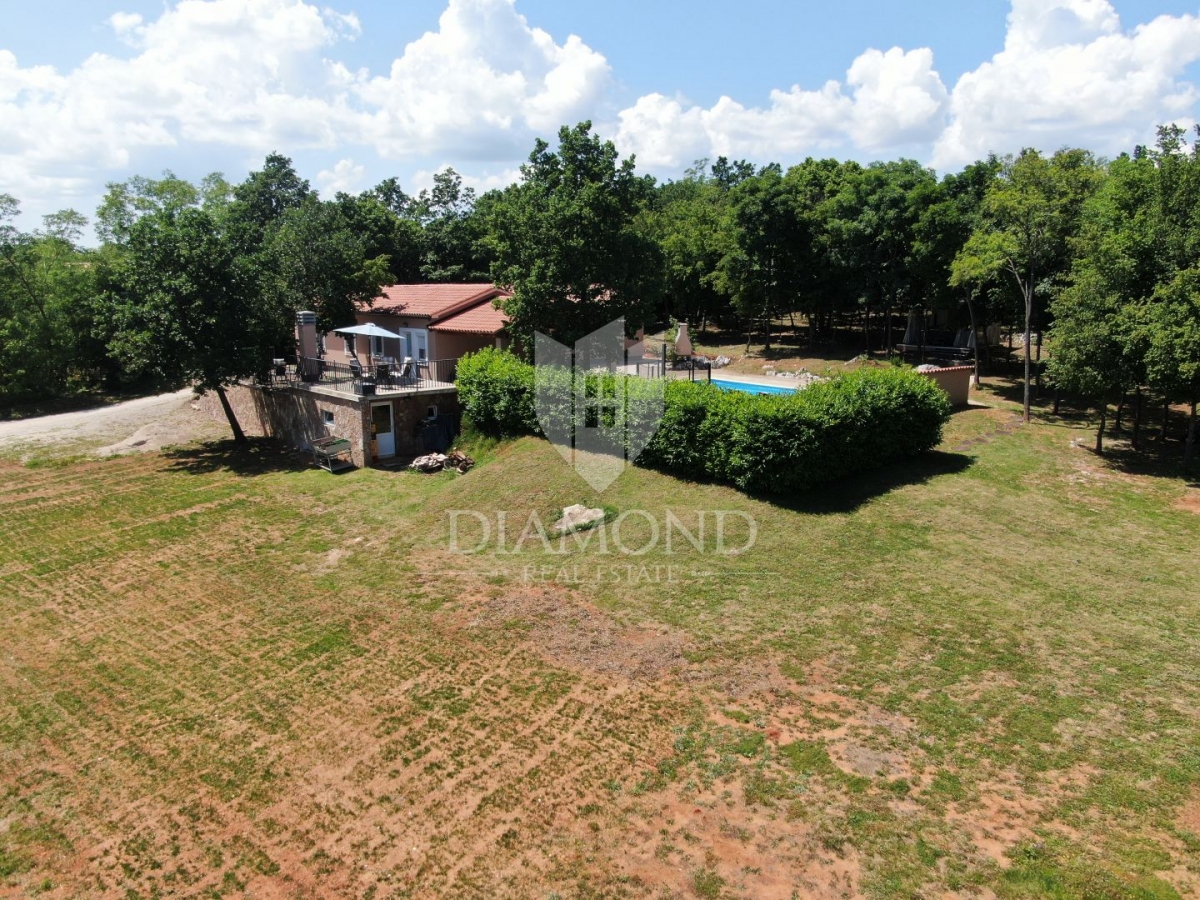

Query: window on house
[[426, 404, 438, 420], [371, 335, 384, 357], [321, 410, 335, 429]]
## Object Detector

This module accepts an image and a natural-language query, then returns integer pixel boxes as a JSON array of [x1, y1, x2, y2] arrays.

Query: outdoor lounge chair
[[397, 357, 416, 386]]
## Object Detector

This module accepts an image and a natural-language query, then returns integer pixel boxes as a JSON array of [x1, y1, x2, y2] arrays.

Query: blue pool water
[[711, 379, 797, 396]]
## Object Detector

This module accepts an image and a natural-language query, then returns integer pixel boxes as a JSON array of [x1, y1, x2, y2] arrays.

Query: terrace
[[269, 356, 458, 397]]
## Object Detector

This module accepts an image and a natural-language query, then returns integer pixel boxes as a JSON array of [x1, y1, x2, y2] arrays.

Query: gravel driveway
[[0, 389, 226, 460]]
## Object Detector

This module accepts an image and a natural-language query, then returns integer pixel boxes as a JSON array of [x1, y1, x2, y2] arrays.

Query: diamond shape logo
[[534, 318, 665, 492]]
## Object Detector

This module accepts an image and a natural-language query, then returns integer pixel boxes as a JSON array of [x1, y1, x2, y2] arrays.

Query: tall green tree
[[830, 159, 939, 352], [713, 163, 807, 351], [1143, 271, 1200, 467], [0, 197, 100, 407], [639, 160, 734, 331], [266, 195, 392, 329], [95, 172, 202, 245], [953, 148, 1102, 421], [105, 206, 282, 442], [1048, 278, 1137, 453], [487, 122, 662, 348]]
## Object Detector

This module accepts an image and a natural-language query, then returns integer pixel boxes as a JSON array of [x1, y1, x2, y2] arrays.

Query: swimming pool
[[711, 379, 797, 396]]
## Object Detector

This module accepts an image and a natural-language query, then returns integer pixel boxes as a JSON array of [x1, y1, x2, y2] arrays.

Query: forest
[[1, 121, 1197, 463]]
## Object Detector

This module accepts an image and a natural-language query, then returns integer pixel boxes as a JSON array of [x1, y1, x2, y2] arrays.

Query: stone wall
[[199, 383, 461, 466], [199, 384, 371, 466]]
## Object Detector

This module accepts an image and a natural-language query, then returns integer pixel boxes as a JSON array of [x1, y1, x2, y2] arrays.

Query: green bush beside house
[[456, 348, 951, 495]]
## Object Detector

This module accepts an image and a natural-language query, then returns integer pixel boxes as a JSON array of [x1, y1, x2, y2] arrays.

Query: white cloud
[[931, 0, 1200, 169], [410, 165, 523, 195], [613, 47, 948, 170], [0, 0, 359, 210], [613, 0, 1200, 175], [3, 0, 1200, 228], [316, 157, 365, 196], [350, 0, 610, 159], [0, 0, 608, 220]]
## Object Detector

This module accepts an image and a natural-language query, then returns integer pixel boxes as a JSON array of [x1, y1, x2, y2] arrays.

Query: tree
[[96, 172, 201, 245], [227, 153, 314, 242], [266, 196, 392, 329], [412, 169, 494, 282], [0, 197, 101, 406], [953, 149, 1101, 422], [830, 159, 939, 353], [713, 164, 806, 351], [917, 159, 1002, 384], [342, 191, 422, 284], [1048, 276, 1136, 453], [106, 206, 284, 442], [487, 122, 662, 348], [1143, 271, 1200, 467], [638, 162, 734, 331]]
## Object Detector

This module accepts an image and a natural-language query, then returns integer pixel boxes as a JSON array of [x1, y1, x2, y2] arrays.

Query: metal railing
[[281, 357, 460, 394]]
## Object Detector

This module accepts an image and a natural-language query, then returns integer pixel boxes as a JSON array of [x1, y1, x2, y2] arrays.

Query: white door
[[371, 403, 395, 457], [399, 329, 430, 361]]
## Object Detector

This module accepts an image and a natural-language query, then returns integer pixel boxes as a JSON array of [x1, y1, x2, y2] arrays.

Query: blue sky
[[4, 0, 1200, 238]]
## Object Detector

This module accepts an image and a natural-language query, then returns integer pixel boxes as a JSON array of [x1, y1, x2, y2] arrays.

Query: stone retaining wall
[[198, 383, 460, 467]]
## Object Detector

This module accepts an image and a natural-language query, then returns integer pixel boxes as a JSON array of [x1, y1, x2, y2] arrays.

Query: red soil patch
[[1176, 491, 1200, 514]]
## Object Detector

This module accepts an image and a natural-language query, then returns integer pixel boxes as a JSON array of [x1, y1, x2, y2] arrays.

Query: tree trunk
[[1053, 388, 1061, 416], [1162, 398, 1171, 442], [965, 292, 981, 388], [864, 305, 871, 354], [215, 386, 247, 444], [1034, 331, 1043, 394], [1186, 400, 1198, 470], [1115, 395, 1126, 432], [886, 304, 893, 356], [1022, 283, 1034, 423], [1132, 387, 1142, 451], [1095, 404, 1106, 455]]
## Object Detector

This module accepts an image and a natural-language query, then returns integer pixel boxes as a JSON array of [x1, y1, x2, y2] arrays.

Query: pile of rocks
[[410, 449, 475, 474]]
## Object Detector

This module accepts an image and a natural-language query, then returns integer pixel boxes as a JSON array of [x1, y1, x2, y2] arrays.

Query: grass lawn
[[2, 382, 1200, 898]]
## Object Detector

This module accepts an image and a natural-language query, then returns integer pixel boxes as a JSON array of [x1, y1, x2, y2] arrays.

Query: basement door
[[371, 403, 395, 458]]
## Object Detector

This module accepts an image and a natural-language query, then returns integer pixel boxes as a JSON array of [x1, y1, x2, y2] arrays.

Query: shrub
[[455, 347, 538, 437], [455, 350, 951, 495]]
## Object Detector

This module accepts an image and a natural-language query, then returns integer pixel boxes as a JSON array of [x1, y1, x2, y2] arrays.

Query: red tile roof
[[368, 283, 502, 318], [430, 299, 510, 335]]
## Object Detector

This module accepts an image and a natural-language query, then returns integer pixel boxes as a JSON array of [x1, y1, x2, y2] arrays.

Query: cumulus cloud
[[410, 165, 523, 196], [316, 158, 365, 196], [614, 47, 948, 170], [349, 0, 610, 159], [3, 0, 1200, 226], [0, 0, 359, 207], [0, 0, 607, 215], [615, 0, 1200, 174], [931, 0, 1200, 169]]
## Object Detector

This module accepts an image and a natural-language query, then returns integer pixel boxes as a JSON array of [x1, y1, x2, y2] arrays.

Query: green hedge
[[456, 349, 951, 495], [455, 347, 539, 436]]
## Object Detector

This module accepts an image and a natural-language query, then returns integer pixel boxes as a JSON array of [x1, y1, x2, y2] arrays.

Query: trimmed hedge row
[[456, 348, 951, 495]]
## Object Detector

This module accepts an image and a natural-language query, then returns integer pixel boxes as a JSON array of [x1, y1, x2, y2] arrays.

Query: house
[[320, 283, 513, 367], [200, 285, 513, 469]]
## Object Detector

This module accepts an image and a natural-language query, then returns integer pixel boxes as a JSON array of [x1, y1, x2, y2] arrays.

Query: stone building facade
[[199, 383, 460, 468]]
